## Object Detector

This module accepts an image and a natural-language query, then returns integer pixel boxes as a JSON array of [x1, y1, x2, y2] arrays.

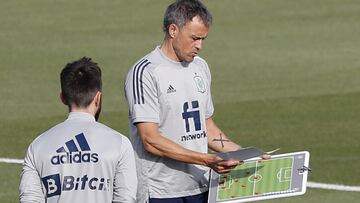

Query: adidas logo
[[51, 133, 99, 165], [167, 85, 176, 93]]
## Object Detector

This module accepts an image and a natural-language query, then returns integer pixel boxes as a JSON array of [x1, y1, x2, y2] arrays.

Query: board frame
[[208, 151, 310, 203]]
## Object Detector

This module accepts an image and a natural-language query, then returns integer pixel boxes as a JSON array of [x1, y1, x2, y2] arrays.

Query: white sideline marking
[[0, 158, 23, 164], [1, 158, 360, 192], [307, 181, 360, 192]]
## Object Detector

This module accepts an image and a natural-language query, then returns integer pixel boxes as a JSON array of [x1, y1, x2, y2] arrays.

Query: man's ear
[[168, 24, 178, 38], [60, 92, 68, 105], [94, 91, 102, 107]]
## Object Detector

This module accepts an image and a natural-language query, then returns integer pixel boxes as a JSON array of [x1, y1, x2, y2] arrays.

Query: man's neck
[[70, 107, 95, 117], [160, 39, 180, 62]]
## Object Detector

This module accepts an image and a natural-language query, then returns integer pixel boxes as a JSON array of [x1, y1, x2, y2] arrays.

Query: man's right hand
[[205, 154, 242, 174]]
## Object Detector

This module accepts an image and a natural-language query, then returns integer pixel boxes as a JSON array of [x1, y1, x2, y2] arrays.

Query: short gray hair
[[163, 0, 213, 33]]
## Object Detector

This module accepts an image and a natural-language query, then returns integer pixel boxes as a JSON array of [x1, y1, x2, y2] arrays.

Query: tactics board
[[208, 151, 310, 203]]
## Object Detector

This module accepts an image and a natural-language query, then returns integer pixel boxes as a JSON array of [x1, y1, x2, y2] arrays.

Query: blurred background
[[0, 0, 359, 202]]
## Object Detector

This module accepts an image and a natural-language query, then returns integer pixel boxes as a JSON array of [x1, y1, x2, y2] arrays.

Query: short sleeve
[[125, 59, 160, 124]]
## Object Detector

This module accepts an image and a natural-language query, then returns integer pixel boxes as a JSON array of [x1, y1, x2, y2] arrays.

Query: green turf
[[1, 0, 360, 202], [214, 92, 360, 185], [267, 188, 360, 203], [0, 164, 22, 203]]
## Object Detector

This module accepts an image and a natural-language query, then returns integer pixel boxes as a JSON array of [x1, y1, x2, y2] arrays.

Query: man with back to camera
[[123, 0, 261, 202], [19, 57, 137, 203]]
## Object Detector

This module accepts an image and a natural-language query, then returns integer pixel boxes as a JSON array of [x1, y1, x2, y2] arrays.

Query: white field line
[[307, 181, 360, 192], [0, 158, 23, 164], [252, 160, 258, 196], [1, 157, 360, 192]]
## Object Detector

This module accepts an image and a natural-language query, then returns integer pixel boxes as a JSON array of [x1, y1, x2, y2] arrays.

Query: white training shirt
[[19, 112, 137, 203], [124, 46, 214, 202]]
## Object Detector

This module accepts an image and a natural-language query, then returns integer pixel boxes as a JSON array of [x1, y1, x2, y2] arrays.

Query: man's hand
[[205, 153, 271, 174], [205, 154, 242, 174]]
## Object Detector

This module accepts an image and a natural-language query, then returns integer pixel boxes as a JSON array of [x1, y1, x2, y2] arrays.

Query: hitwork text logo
[[182, 101, 201, 132], [51, 133, 98, 165], [181, 101, 206, 142]]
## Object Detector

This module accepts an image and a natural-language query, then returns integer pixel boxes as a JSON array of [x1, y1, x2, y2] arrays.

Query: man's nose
[[195, 39, 203, 50]]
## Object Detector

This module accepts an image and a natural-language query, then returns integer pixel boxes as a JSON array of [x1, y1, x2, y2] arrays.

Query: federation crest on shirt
[[193, 76, 206, 93]]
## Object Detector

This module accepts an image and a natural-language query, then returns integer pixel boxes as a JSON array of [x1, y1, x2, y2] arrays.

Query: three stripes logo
[[167, 85, 176, 93], [132, 58, 151, 104], [51, 133, 99, 165]]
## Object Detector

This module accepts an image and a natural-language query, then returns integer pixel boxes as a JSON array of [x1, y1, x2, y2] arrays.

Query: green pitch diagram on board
[[217, 158, 293, 201]]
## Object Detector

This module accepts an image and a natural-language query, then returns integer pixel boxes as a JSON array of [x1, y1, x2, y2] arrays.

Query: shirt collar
[[156, 46, 190, 68], [66, 112, 96, 122]]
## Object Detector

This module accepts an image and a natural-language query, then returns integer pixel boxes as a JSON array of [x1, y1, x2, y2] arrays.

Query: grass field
[[1, 0, 360, 202]]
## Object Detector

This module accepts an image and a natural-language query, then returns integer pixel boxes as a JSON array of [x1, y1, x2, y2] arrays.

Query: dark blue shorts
[[149, 192, 208, 203]]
